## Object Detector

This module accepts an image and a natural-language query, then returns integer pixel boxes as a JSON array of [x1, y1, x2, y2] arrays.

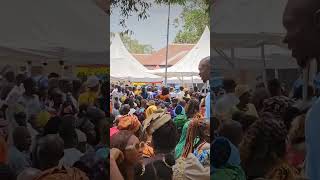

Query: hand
[[110, 148, 124, 163]]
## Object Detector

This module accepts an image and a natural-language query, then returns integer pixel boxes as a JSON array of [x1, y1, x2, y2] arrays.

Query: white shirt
[[214, 93, 239, 120], [177, 91, 185, 100], [170, 92, 177, 98], [59, 148, 83, 167]]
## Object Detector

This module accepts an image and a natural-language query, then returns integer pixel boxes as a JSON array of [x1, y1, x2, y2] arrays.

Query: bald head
[[283, 0, 320, 67], [198, 57, 211, 82]]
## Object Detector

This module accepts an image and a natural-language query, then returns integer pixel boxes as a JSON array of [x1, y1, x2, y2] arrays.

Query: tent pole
[[275, 68, 279, 79], [191, 76, 194, 88], [261, 44, 267, 87], [231, 48, 235, 69], [164, 1, 171, 87]]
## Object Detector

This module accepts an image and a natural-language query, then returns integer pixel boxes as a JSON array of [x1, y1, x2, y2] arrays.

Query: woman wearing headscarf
[[110, 130, 144, 180], [145, 100, 157, 118], [239, 113, 300, 180], [231, 85, 258, 118], [185, 99, 201, 119], [117, 114, 141, 138], [211, 137, 245, 180], [173, 104, 188, 135]]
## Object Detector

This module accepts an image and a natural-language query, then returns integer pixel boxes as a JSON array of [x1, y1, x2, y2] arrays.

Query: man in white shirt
[[177, 86, 185, 101], [198, 57, 211, 119]]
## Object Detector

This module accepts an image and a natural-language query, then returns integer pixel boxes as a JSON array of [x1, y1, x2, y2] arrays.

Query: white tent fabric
[[0, 0, 108, 65], [149, 26, 210, 77], [110, 33, 161, 82], [167, 76, 203, 84]]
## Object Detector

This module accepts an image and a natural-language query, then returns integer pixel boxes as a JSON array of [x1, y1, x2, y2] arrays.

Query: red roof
[[133, 44, 195, 66]]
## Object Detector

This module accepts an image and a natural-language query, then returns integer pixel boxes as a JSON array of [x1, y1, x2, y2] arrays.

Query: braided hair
[[239, 113, 288, 177], [181, 113, 208, 158]]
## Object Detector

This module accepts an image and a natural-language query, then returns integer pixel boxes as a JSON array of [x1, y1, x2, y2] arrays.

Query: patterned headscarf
[[117, 115, 141, 133], [262, 96, 294, 121]]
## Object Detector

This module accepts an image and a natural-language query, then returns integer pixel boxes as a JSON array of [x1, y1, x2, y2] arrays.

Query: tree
[[173, 0, 209, 44], [110, 0, 210, 31], [110, 32, 153, 54]]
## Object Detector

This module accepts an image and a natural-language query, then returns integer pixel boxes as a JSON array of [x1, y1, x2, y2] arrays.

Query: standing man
[[283, 0, 320, 179], [198, 56, 211, 120]]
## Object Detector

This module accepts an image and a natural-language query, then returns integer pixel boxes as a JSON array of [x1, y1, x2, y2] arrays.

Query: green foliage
[[110, 32, 153, 54], [111, 0, 210, 31], [173, 0, 209, 44]]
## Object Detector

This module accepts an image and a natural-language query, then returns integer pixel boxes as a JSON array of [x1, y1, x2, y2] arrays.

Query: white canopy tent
[[149, 26, 210, 78], [0, 0, 108, 65], [110, 33, 161, 82], [167, 76, 203, 84]]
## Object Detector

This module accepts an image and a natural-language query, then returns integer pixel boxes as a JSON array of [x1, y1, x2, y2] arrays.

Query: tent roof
[[150, 26, 210, 76], [0, 0, 108, 65], [211, 0, 287, 48], [110, 33, 161, 82]]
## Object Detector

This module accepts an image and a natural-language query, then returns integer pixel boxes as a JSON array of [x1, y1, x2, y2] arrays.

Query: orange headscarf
[[0, 136, 7, 164], [117, 115, 141, 133]]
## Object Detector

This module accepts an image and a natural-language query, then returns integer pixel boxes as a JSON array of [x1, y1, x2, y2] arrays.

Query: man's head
[[4, 71, 15, 83], [283, 0, 320, 67], [198, 56, 211, 82], [35, 134, 64, 170], [23, 78, 36, 95], [13, 126, 31, 152], [223, 79, 236, 93], [218, 120, 243, 147], [268, 79, 282, 97]]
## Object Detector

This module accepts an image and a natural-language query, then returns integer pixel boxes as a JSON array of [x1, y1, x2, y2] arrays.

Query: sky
[[110, 4, 183, 51]]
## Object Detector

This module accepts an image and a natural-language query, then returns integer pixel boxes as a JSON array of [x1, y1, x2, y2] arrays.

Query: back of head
[[185, 99, 200, 119], [12, 126, 30, 151], [59, 115, 77, 147], [267, 79, 281, 96], [35, 134, 64, 170], [120, 104, 131, 115], [134, 154, 174, 180], [218, 120, 243, 147], [152, 120, 178, 154], [239, 115, 287, 173], [223, 79, 236, 93]]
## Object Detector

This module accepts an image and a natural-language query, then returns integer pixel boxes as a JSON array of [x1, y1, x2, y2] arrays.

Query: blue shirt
[[306, 97, 320, 179], [205, 92, 210, 120]]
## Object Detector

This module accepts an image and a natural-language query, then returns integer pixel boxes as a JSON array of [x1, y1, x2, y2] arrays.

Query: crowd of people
[[109, 58, 211, 180], [211, 77, 312, 180], [0, 69, 108, 180]]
